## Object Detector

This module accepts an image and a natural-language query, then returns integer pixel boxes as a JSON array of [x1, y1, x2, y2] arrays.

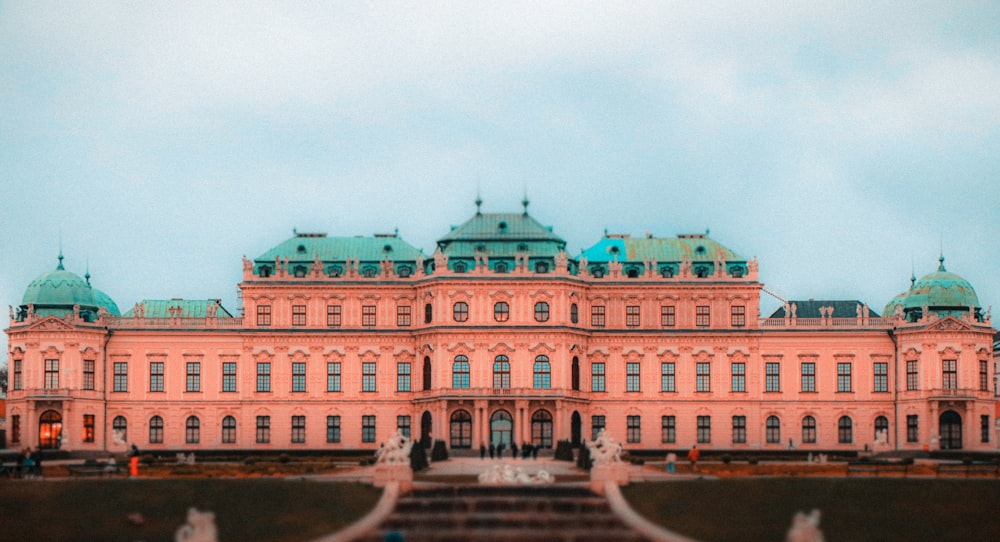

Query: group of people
[[480, 441, 539, 460], [13, 447, 43, 477]]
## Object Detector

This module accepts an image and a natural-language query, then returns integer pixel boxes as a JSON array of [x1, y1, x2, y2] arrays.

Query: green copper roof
[[21, 256, 98, 309], [255, 233, 424, 263], [92, 288, 121, 317], [123, 299, 233, 318], [770, 300, 880, 318], [580, 234, 744, 263], [437, 212, 567, 258], [899, 257, 979, 311]]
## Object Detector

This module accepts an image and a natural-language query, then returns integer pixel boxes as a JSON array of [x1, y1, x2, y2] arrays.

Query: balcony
[[758, 317, 895, 330], [412, 387, 588, 402]]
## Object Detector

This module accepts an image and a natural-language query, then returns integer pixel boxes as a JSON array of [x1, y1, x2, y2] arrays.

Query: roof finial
[[938, 234, 946, 271], [910, 258, 916, 289], [522, 188, 529, 216], [57, 239, 65, 271], [85, 258, 91, 285], [475, 190, 482, 215]]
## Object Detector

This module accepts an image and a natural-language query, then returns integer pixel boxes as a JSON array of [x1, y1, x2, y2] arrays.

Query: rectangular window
[[732, 415, 746, 444], [222, 362, 237, 392], [696, 362, 711, 392], [980, 360, 989, 391], [257, 362, 271, 392], [661, 305, 675, 327], [83, 414, 95, 443], [802, 417, 817, 444], [113, 362, 128, 392], [591, 363, 606, 392], [731, 305, 746, 327], [11, 415, 20, 444], [942, 360, 957, 390], [291, 415, 306, 443], [697, 415, 711, 443], [186, 362, 200, 392], [625, 305, 640, 327], [696, 305, 710, 327], [292, 362, 306, 392], [257, 304, 271, 326], [906, 360, 918, 390], [591, 305, 606, 327], [661, 415, 676, 443], [83, 360, 94, 390], [801, 362, 816, 392], [327, 362, 341, 392], [397, 305, 411, 327], [591, 415, 606, 440], [397, 415, 412, 438], [981, 415, 990, 443], [906, 415, 918, 443], [292, 304, 306, 326], [731, 363, 745, 392], [256, 416, 270, 443], [626, 362, 640, 392], [661, 362, 675, 392], [12, 359, 22, 391], [397, 362, 411, 392], [765, 362, 780, 392], [150, 417, 164, 444], [327, 305, 342, 327], [44, 358, 59, 389], [327, 415, 341, 443], [150, 362, 164, 392], [362, 305, 377, 327], [362, 362, 377, 392], [362, 415, 376, 443], [627, 415, 641, 443], [837, 362, 852, 392], [874, 362, 888, 393]]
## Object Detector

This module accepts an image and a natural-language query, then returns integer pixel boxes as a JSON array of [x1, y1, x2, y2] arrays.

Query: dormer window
[[535, 262, 549, 273], [730, 266, 744, 278], [499, 221, 508, 232], [476, 244, 486, 252], [327, 266, 342, 278], [293, 265, 307, 278], [626, 267, 640, 278], [362, 266, 378, 278], [397, 266, 412, 278], [695, 245, 706, 254], [517, 243, 528, 252], [258, 266, 272, 278], [660, 266, 674, 278], [453, 262, 467, 273], [695, 265, 710, 278], [590, 266, 605, 278], [296, 244, 307, 254], [495, 262, 508, 273]]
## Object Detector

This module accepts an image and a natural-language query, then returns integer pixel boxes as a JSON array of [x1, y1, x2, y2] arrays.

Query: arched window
[[186, 416, 200, 444], [660, 266, 674, 278], [802, 416, 817, 444], [38, 410, 63, 449], [452, 356, 470, 389], [534, 302, 550, 322], [531, 410, 554, 448], [362, 266, 377, 278], [874, 415, 889, 441], [838, 416, 853, 444], [493, 356, 510, 389], [571, 356, 580, 391], [453, 262, 467, 273], [766, 416, 781, 444], [450, 410, 472, 449], [258, 266, 271, 278], [149, 416, 164, 444], [570, 303, 578, 324], [495, 262, 508, 273], [494, 302, 509, 322], [422, 356, 432, 391], [453, 302, 469, 322], [222, 415, 237, 444], [113, 416, 128, 443], [534, 261, 549, 273], [424, 303, 432, 323], [533, 356, 551, 389]]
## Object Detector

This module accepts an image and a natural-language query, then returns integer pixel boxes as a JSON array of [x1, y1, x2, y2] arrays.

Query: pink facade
[[5, 208, 997, 455]]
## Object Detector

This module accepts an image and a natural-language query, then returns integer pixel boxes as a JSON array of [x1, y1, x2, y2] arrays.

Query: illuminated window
[[83, 414, 95, 443]]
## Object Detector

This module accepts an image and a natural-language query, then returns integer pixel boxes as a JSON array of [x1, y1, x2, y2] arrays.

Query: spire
[[57, 248, 65, 271], [85, 259, 91, 285], [522, 190, 530, 216], [910, 259, 916, 289], [475, 191, 482, 215], [938, 253, 946, 272]]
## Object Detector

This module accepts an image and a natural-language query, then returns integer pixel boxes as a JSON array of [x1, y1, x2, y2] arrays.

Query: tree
[[0, 363, 7, 396]]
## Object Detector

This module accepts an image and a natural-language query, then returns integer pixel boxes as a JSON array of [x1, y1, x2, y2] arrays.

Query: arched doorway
[[571, 411, 582, 447], [939, 410, 962, 450], [490, 410, 512, 447], [532, 409, 554, 448], [450, 410, 472, 449], [39, 410, 63, 449], [420, 411, 433, 448]]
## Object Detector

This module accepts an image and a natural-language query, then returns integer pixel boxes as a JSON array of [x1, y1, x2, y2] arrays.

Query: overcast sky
[[2, 2, 998, 365]]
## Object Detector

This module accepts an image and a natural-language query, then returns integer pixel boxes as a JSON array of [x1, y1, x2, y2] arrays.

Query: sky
[[2, 2, 998, 365]]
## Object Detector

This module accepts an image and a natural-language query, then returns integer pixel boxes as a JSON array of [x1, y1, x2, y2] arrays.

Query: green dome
[[92, 287, 121, 317], [882, 290, 908, 318], [22, 257, 97, 309], [888, 257, 981, 322]]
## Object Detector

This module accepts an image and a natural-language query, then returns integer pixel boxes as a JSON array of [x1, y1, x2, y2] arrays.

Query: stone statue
[[586, 429, 623, 466], [478, 464, 554, 485], [375, 429, 413, 465], [175, 508, 218, 542], [785, 509, 824, 542], [112, 429, 126, 447]]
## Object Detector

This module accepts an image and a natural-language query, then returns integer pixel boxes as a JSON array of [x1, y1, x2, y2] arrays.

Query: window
[[980, 360, 989, 391], [257, 305, 271, 326], [451, 410, 473, 448], [44, 358, 59, 389], [423, 357, 432, 391], [83, 360, 94, 390], [874, 416, 889, 441], [592, 362, 606, 392], [535, 261, 549, 273], [327, 305, 342, 327], [661, 305, 675, 327], [942, 359, 957, 389], [495, 262, 509, 273], [362, 305, 377, 327], [731, 363, 745, 392], [396, 305, 411, 327], [696, 362, 711, 392], [362, 415, 376, 443], [801, 363, 816, 392], [113, 362, 128, 392], [149, 416, 164, 444], [732, 415, 746, 444], [627, 415, 641, 443], [906, 415, 919, 443], [111, 416, 127, 443], [802, 416, 817, 444], [292, 362, 306, 392], [838, 416, 853, 443], [390, 415, 409, 439], [731, 305, 746, 327], [626, 305, 640, 327], [12, 359, 21, 391], [256, 416, 270, 443], [424, 303, 432, 323], [362, 362, 377, 392], [765, 362, 780, 392], [534, 356, 551, 389], [837, 362, 852, 392], [83, 414, 95, 443], [292, 304, 306, 326], [291, 415, 306, 443], [981, 415, 990, 443], [572, 357, 580, 391], [493, 356, 510, 389], [662, 362, 676, 392], [11, 415, 20, 444], [327, 415, 341, 443], [222, 362, 237, 392], [697, 416, 711, 443], [222, 416, 237, 444], [453, 302, 469, 322], [397, 362, 411, 392], [257, 362, 271, 392], [570, 303, 578, 324], [591, 305, 605, 327], [327, 362, 341, 392], [534, 302, 550, 322], [906, 360, 918, 390], [696, 305, 710, 327], [626, 362, 641, 392], [662, 415, 676, 443], [592, 415, 606, 440], [186, 416, 200, 444], [874, 362, 888, 392], [186, 362, 200, 392], [766, 416, 781, 444], [494, 302, 509, 322]]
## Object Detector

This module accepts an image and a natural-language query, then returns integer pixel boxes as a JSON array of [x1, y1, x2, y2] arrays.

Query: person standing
[[511, 442, 519, 460], [129, 444, 140, 478], [480, 442, 487, 460], [687, 445, 700, 472], [489, 442, 495, 459]]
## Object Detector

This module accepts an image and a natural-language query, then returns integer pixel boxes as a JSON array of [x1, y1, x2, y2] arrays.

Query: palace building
[[5, 203, 997, 455]]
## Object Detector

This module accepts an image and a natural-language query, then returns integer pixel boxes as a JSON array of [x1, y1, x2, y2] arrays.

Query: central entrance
[[39, 410, 63, 449], [490, 410, 512, 447], [939, 410, 962, 450]]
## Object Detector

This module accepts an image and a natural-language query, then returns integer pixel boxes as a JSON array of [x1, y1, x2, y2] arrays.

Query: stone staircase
[[362, 485, 650, 542]]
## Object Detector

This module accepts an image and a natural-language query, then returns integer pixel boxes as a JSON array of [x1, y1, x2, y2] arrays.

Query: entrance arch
[[450, 410, 472, 449], [571, 411, 582, 447], [939, 410, 962, 450], [420, 411, 433, 448], [490, 410, 513, 447], [531, 409, 554, 448], [39, 410, 63, 450]]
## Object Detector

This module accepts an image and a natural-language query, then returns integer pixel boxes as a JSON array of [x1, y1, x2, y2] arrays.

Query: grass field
[[622, 478, 1000, 542]]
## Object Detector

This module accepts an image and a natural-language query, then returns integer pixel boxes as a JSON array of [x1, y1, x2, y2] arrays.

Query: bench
[[936, 463, 1000, 477], [68, 460, 121, 477], [846, 462, 909, 476]]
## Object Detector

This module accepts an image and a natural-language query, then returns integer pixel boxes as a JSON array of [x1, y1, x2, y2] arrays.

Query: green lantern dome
[[20, 254, 99, 319], [889, 256, 981, 322]]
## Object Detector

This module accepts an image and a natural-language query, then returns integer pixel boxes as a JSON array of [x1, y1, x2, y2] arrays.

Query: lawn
[[622, 478, 1000, 542], [0, 479, 382, 542]]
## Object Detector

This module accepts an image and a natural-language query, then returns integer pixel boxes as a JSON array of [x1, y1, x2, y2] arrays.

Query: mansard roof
[[769, 300, 880, 319], [580, 233, 745, 263], [123, 299, 234, 318], [254, 232, 424, 264], [437, 212, 567, 258]]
